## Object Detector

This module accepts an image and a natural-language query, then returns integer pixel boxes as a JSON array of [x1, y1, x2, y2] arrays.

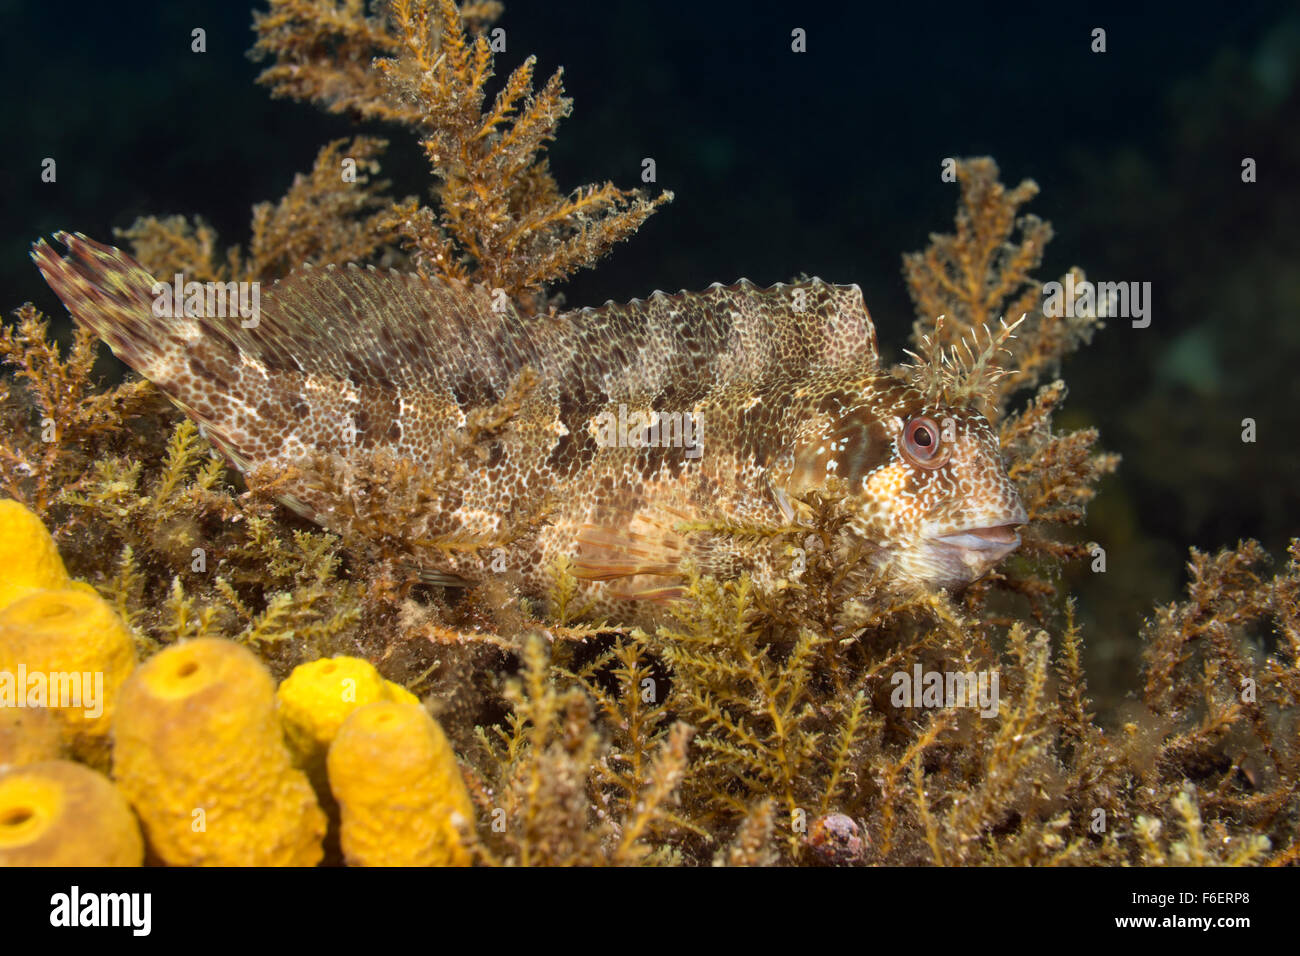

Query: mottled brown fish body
[[34, 234, 1025, 623]]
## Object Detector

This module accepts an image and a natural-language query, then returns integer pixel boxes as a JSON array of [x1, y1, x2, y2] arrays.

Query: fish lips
[[931, 523, 1022, 560], [922, 520, 1025, 583]]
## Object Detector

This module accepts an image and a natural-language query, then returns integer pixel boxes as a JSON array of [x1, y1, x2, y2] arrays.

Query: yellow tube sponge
[[0, 499, 72, 610], [113, 638, 325, 866], [276, 656, 420, 763], [0, 760, 143, 866], [328, 701, 475, 866], [0, 706, 62, 767], [0, 588, 137, 769]]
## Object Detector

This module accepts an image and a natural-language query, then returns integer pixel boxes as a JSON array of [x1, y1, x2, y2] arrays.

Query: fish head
[[783, 382, 1027, 589]]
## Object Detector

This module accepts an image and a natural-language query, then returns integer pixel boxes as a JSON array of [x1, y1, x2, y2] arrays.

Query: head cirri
[[779, 381, 1026, 589]]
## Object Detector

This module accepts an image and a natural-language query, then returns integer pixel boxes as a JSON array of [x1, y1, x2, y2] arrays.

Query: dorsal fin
[[31, 233, 180, 381], [245, 271, 881, 416], [563, 279, 879, 400], [35, 234, 878, 419]]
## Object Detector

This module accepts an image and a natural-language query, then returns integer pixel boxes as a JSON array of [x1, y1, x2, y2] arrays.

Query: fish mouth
[[879, 520, 1026, 590], [931, 523, 1021, 555], [927, 523, 1023, 572]]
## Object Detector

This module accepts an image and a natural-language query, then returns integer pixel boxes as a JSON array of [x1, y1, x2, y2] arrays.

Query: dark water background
[[3, 0, 1297, 711]]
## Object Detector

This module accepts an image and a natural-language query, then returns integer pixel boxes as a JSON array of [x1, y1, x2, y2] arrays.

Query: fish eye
[[901, 416, 950, 469]]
